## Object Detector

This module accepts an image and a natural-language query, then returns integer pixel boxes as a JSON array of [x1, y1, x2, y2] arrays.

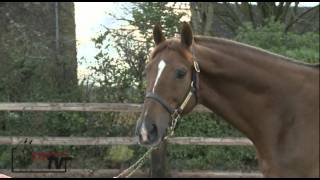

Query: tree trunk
[[190, 2, 215, 36]]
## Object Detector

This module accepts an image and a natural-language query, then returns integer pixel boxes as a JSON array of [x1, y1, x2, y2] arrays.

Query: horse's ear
[[153, 23, 165, 46], [180, 22, 193, 48]]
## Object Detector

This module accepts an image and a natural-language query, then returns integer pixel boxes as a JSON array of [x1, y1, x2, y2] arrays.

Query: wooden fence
[[0, 103, 261, 178], [0, 102, 211, 112], [0, 169, 263, 178], [0, 136, 253, 146]]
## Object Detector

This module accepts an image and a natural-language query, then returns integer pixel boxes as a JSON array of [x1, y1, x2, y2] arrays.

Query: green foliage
[[105, 145, 134, 163], [167, 113, 257, 171], [0, 146, 11, 169], [168, 145, 258, 171], [130, 2, 186, 41], [235, 18, 319, 64], [0, 3, 79, 103], [0, 24, 56, 102], [175, 113, 244, 137]]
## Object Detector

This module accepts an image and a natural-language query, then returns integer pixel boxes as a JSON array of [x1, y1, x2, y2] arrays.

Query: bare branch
[[285, 5, 319, 33], [114, 17, 135, 24], [274, 2, 285, 22], [216, 13, 238, 34], [222, 2, 243, 28], [247, 2, 256, 28], [257, 2, 268, 20], [238, 2, 256, 28], [280, 2, 292, 22]]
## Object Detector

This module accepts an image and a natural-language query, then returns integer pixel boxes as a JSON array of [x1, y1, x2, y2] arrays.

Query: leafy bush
[[236, 18, 319, 64], [105, 145, 134, 163]]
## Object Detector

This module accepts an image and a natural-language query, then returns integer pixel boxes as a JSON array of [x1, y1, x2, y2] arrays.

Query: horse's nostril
[[150, 124, 157, 134], [152, 124, 156, 130], [138, 123, 159, 145], [147, 124, 158, 141]]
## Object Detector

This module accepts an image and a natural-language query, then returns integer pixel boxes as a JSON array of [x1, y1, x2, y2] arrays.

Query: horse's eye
[[176, 69, 187, 79]]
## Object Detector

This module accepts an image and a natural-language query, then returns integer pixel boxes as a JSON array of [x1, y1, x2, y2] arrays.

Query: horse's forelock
[[150, 39, 190, 61]]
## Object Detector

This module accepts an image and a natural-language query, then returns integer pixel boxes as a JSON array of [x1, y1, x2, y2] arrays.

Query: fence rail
[[0, 102, 211, 112], [0, 169, 263, 178], [0, 136, 253, 146]]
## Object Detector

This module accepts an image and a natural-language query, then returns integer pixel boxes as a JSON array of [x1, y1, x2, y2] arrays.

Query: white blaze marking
[[141, 122, 148, 142], [140, 108, 149, 142], [141, 60, 166, 142], [152, 60, 166, 93]]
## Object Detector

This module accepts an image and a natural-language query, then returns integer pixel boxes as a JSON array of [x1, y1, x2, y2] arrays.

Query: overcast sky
[[74, 2, 319, 80], [74, 2, 130, 80]]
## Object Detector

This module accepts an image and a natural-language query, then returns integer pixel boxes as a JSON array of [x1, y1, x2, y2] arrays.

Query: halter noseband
[[145, 47, 200, 121]]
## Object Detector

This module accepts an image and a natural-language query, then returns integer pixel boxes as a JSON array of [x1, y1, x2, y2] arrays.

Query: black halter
[[145, 48, 200, 119]]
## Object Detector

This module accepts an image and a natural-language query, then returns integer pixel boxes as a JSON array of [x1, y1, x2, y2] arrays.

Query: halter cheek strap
[[145, 60, 200, 120]]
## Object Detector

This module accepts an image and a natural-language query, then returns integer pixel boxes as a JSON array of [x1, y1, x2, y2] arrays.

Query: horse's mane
[[150, 36, 319, 69], [194, 36, 319, 68]]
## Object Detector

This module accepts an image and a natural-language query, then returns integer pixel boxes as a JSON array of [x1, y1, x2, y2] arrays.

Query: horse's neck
[[195, 40, 312, 148]]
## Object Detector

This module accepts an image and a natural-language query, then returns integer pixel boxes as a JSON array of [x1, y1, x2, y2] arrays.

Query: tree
[[91, 2, 187, 103], [190, 2, 319, 36], [190, 2, 215, 36]]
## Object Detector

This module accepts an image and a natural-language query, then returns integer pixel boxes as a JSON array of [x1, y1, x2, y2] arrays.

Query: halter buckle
[[194, 61, 200, 72], [171, 109, 181, 120]]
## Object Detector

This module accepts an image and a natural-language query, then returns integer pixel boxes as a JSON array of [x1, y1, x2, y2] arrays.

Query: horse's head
[[135, 22, 199, 147]]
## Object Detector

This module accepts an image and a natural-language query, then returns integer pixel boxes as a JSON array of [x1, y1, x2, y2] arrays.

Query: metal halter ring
[[194, 61, 200, 72]]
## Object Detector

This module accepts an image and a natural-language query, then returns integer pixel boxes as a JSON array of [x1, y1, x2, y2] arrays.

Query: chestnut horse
[[135, 22, 319, 177]]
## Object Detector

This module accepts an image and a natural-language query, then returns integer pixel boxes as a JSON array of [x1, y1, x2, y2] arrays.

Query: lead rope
[[113, 113, 181, 178], [113, 146, 155, 178]]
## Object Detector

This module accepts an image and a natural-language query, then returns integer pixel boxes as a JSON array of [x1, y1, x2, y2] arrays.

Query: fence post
[[150, 140, 169, 178]]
